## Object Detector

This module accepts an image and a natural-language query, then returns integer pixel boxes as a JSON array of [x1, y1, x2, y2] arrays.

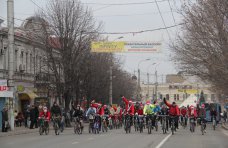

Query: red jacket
[[180, 108, 187, 116], [97, 106, 104, 116], [188, 107, 197, 118], [39, 111, 51, 121], [137, 109, 144, 115], [122, 97, 134, 115], [164, 99, 180, 116]]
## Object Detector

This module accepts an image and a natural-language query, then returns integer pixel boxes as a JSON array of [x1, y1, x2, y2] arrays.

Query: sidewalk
[[0, 126, 38, 137], [0, 123, 89, 137], [222, 123, 228, 130]]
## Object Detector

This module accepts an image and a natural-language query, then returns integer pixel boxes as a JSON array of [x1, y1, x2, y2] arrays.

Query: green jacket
[[143, 104, 156, 115]]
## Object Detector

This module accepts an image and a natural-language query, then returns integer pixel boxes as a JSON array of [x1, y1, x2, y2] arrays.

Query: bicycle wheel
[[39, 126, 43, 135], [201, 124, 204, 135], [55, 124, 59, 135]]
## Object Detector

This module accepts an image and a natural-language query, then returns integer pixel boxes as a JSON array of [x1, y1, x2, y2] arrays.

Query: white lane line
[[72, 141, 79, 144], [155, 133, 172, 148]]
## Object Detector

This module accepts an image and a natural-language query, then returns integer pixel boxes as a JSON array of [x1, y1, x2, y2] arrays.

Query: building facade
[[140, 74, 217, 103], [0, 16, 58, 122]]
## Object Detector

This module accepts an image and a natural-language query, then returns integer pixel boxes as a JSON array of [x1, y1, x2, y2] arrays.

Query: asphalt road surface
[[0, 124, 228, 148]]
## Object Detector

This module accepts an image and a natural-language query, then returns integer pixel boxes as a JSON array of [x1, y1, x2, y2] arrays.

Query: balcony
[[0, 69, 35, 82]]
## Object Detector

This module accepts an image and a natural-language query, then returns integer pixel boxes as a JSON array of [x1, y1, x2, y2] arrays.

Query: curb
[[222, 124, 228, 130], [0, 124, 89, 138], [0, 130, 37, 138]]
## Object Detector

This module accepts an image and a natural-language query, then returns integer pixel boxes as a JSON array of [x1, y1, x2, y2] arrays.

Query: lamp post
[[137, 58, 151, 100], [154, 63, 160, 101], [146, 63, 156, 99]]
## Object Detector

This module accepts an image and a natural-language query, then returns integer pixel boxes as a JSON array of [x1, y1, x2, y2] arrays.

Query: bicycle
[[93, 115, 100, 134], [212, 116, 216, 130], [138, 115, 144, 133], [159, 115, 168, 134], [88, 114, 94, 134], [101, 115, 108, 132], [108, 117, 113, 130], [39, 117, 49, 135], [154, 115, 158, 132], [134, 115, 139, 131], [189, 117, 195, 133], [147, 115, 153, 134], [125, 114, 131, 134], [199, 117, 206, 135], [170, 116, 176, 135], [73, 117, 83, 134], [53, 116, 61, 135]]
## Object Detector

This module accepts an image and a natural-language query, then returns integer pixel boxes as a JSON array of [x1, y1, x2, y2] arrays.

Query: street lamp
[[154, 63, 160, 101], [146, 63, 156, 98], [137, 58, 151, 100]]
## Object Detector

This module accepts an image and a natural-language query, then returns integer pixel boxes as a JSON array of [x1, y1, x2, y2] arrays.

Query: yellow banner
[[91, 41, 125, 53], [178, 89, 198, 94]]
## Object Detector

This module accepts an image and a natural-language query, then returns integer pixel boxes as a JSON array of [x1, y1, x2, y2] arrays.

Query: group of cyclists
[[37, 96, 218, 135]]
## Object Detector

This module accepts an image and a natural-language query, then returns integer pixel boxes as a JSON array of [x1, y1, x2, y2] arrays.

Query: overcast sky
[[0, 0, 184, 83]]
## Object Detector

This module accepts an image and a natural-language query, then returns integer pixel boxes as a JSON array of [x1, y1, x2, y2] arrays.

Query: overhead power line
[[7, 16, 184, 35], [77, 0, 169, 6], [167, 0, 176, 25], [154, 0, 171, 40]]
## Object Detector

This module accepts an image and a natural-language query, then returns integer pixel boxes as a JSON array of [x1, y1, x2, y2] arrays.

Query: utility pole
[[138, 69, 140, 100], [7, 0, 15, 131], [155, 70, 158, 101], [147, 73, 149, 98], [109, 66, 112, 105]]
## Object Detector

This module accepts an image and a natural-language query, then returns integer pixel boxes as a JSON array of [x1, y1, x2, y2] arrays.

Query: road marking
[[72, 141, 79, 144], [155, 133, 172, 148]]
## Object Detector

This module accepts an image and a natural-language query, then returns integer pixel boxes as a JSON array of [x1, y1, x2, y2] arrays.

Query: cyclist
[[51, 102, 62, 129], [163, 98, 180, 130], [122, 96, 134, 126], [103, 105, 110, 126], [143, 100, 155, 127], [210, 106, 217, 126], [72, 104, 84, 132], [160, 105, 169, 131], [180, 106, 188, 127], [198, 104, 207, 132], [188, 105, 197, 131], [39, 106, 51, 129]]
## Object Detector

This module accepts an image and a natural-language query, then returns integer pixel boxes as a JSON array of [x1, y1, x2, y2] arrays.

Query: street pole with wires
[[7, 0, 15, 131]]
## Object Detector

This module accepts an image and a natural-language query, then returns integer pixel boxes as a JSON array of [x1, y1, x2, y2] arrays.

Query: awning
[[0, 91, 13, 98], [18, 90, 38, 100]]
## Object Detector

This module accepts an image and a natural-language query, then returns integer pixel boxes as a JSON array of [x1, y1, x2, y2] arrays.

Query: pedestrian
[[29, 105, 36, 129], [34, 105, 39, 128], [223, 110, 227, 124], [24, 105, 30, 128], [1, 106, 9, 132]]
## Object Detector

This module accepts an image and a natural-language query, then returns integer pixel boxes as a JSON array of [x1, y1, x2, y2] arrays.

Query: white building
[[140, 74, 217, 104], [0, 16, 59, 122]]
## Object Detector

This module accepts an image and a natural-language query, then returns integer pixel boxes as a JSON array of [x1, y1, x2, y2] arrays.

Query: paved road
[[0, 124, 228, 148]]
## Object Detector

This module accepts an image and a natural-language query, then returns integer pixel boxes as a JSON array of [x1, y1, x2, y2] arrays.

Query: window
[[166, 94, 169, 100], [20, 51, 24, 65], [26, 52, 28, 73], [30, 54, 33, 73], [15, 49, 18, 71]]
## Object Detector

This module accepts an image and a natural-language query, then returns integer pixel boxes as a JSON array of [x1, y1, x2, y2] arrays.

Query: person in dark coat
[[24, 105, 30, 128], [30, 105, 36, 129], [34, 105, 39, 128], [1, 106, 8, 132]]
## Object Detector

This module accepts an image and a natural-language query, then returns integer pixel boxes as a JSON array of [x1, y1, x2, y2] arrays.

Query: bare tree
[[171, 0, 228, 96]]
